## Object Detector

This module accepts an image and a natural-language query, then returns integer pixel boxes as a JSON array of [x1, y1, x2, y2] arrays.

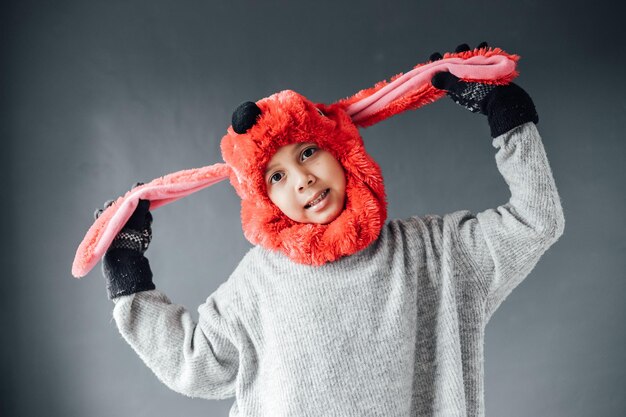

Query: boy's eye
[[301, 147, 317, 160], [270, 172, 283, 184]]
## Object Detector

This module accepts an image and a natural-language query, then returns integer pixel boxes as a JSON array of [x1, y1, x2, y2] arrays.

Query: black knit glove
[[430, 42, 539, 138], [95, 182, 155, 299]]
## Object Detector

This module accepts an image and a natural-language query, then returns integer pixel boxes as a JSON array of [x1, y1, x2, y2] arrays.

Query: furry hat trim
[[73, 45, 519, 277], [220, 90, 387, 265]]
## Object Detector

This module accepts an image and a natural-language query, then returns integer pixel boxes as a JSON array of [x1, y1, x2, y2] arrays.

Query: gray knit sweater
[[112, 121, 565, 416]]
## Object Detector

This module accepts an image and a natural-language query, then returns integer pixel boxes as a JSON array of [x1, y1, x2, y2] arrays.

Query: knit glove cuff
[[102, 248, 155, 299], [481, 83, 539, 138], [109, 227, 152, 253]]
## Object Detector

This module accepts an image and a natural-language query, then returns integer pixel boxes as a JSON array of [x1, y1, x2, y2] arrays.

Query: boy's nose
[[296, 173, 316, 191]]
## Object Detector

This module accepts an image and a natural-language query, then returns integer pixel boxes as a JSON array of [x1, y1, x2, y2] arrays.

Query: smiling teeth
[[307, 189, 329, 208]]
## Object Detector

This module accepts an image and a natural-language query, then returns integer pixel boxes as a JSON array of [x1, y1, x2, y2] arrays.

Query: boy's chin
[[309, 207, 345, 225]]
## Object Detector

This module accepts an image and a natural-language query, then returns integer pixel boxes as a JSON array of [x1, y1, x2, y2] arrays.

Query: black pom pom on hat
[[232, 101, 262, 134]]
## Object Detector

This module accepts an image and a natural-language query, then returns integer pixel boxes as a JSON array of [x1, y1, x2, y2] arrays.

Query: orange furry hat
[[221, 90, 387, 265], [72, 45, 519, 277]]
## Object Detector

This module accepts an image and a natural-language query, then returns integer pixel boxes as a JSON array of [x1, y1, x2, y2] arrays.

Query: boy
[[97, 43, 565, 416]]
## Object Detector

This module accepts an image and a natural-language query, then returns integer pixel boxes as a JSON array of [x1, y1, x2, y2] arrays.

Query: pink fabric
[[72, 163, 231, 278], [346, 55, 516, 123], [73, 48, 519, 279]]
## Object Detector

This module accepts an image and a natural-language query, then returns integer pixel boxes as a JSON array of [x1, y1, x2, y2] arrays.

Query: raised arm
[[95, 195, 240, 399], [452, 122, 565, 321], [431, 42, 565, 321]]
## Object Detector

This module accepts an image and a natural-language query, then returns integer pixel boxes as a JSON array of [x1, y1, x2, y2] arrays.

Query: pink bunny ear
[[335, 46, 520, 127], [72, 163, 232, 278]]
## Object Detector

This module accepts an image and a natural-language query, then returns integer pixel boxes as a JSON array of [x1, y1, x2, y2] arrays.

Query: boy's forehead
[[265, 142, 314, 172]]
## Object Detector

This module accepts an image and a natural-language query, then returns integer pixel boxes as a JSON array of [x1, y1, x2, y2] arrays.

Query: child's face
[[265, 142, 346, 225]]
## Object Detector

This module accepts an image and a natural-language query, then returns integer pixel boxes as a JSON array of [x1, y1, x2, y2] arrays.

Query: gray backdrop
[[3, 0, 625, 416]]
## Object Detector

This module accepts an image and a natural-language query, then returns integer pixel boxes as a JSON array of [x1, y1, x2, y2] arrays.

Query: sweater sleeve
[[451, 121, 565, 322], [111, 285, 240, 400]]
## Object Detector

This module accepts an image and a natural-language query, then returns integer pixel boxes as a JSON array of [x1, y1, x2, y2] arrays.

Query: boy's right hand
[[95, 182, 156, 299], [94, 182, 153, 254]]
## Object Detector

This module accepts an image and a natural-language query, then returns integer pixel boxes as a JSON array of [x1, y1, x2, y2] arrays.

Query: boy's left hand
[[430, 42, 539, 137]]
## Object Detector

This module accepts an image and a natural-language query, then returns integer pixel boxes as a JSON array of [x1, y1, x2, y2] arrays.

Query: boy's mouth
[[304, 189, 330, 209]]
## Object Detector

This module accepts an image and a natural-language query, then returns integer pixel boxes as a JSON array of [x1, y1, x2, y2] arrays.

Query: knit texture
[[112, 122, 564, 416], [103, 248, 155, 299], [482, 84, 539, 138]]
